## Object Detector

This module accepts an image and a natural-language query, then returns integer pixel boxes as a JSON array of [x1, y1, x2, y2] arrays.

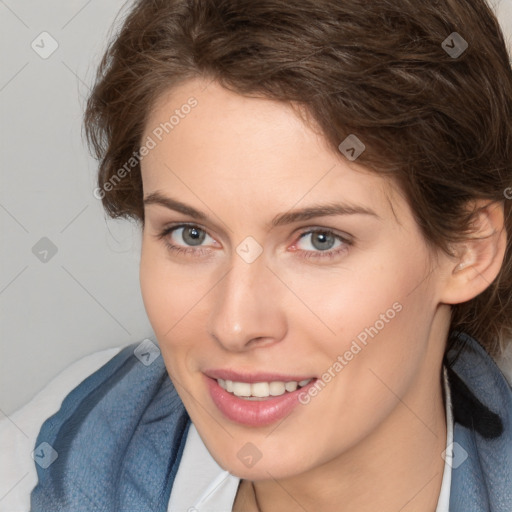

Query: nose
[[207, 252, 288, 352]]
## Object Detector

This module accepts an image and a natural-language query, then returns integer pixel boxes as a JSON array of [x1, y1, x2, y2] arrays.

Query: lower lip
[[204, 375, 317, 427]]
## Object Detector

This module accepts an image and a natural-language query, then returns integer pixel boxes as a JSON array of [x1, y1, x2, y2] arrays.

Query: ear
[[439, 200, 507, 305]]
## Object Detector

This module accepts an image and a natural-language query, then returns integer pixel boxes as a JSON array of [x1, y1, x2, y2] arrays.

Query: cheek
[[139, 247, 197, 384], [139, 244, 168, 331], [285, 253, 427, 344], [291, 246, 437, 388], [313, 255, 437, 398], [139, 238, 217, 367], [139, 241, 190, 339]]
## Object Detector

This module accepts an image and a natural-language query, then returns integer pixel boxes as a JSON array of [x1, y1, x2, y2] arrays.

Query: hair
[[84, 0, 512, 359]]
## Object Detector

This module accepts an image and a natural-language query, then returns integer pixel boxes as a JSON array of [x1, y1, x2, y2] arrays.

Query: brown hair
[[84, 0, 512, 358]]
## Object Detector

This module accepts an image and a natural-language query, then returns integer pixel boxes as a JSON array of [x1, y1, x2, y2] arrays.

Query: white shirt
[[0, 349, 453, 512]]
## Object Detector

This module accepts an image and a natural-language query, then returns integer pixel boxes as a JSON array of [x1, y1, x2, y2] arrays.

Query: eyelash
[[155, 223, 353, 261]]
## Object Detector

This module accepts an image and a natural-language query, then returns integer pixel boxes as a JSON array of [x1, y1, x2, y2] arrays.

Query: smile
[[204, 373, 318, 426], [217, 378, 313, 399]]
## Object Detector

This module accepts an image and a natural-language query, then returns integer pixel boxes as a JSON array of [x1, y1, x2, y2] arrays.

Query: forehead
[[141, 78, 404, 222]]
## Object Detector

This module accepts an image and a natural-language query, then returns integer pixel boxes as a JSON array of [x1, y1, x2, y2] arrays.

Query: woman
[[27, 0, 512, 510]]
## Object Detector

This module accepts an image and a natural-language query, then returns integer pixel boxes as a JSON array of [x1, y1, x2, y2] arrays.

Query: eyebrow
[[143, 191, 379, 228]]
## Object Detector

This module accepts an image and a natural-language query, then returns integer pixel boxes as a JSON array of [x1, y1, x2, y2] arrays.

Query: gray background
[[1, 0, 512, 415]]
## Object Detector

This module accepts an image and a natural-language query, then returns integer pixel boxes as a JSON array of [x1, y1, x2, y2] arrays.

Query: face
[[139, 78, 449, 480]]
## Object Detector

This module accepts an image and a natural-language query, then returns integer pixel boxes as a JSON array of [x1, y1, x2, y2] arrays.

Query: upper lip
[[203, 369, 316, 383]]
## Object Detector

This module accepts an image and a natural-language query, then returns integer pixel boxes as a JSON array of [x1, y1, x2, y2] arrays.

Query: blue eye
[[157, 224, 215, 257], [170, 225, 209, 246], [156, 224, 352, 261], [293, 229, 352, 260]]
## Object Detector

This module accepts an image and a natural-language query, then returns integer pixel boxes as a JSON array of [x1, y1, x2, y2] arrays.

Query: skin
[[138, 77, 506, 511]]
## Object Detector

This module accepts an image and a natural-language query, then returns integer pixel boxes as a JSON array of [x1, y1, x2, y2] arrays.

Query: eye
[[170, 225, 210, 246], [156, 224, 217, 257], [155, 224, 353, 261], [293, 229, 352, 260]]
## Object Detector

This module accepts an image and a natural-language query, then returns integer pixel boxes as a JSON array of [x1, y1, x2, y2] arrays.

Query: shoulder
[[447, 333, 512, 511], [446, 332, 512, 441], [29, 338, 189, 511], [33, 339, 186, 444], [0, 345, 122, 512]]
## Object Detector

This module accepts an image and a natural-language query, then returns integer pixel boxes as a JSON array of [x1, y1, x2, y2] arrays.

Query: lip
[[204, 374, 318, 427], [203, 368, 315, 383]]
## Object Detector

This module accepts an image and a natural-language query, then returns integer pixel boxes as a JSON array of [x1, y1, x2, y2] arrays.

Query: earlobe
[[440, 201, 507, 305]]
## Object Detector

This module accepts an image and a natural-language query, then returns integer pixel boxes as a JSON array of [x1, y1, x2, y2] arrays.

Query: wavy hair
[[84, 0, 512, 358]]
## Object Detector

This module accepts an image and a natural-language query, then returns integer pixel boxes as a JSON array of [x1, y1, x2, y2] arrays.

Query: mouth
[[216, 377, 314, 400], [203, 372, 318, 426]]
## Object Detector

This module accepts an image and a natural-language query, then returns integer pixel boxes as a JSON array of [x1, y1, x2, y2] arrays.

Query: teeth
[[251, 382, 270, 397], [232, 382, 251, 397], [269, 382, 285, 396], [285, 381, 298, 392], [217, 378, 312, 398]]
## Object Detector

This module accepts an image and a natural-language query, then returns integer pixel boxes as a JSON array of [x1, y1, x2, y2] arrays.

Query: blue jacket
[[30, 333, 512, 511]]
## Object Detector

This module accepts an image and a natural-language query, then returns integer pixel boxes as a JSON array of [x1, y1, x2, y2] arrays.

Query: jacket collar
[[445, 332, 512, 511]]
